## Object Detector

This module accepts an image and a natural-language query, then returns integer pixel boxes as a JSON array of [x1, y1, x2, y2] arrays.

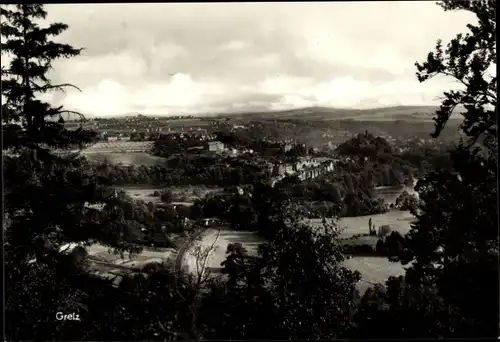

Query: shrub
[[378, 225, 392, 238], [375, 238, 388, 256], [160, 189, 174, 203], [343, 243, 376, 255]]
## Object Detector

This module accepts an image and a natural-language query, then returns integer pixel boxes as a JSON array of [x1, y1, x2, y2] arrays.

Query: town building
[[275, 163, 295, 177], [208, 141, 225, 153]]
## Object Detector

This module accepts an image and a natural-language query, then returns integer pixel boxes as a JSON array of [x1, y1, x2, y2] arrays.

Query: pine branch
[[58, 110, 86, 118], [30, 81, 83, 93]]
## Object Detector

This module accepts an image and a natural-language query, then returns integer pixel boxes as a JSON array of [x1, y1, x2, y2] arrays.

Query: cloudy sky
[[4, 2, 480, 116]]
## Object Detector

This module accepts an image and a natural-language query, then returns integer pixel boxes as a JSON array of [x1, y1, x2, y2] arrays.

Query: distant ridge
[[213, 105, 443, 122], [82, 105, 465, 122]]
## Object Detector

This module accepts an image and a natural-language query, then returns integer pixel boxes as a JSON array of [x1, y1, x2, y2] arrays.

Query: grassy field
[[189, 209, 416, 291], [184, 228, 264, 275], [185, 227, 408, 294], [189, 211, 416, 272], [85, 152, 167, 166], [308, 210, 415, 239], [307, 210, 414, 293], [206, 229, 263, 268], [85, 141, 154, 150]]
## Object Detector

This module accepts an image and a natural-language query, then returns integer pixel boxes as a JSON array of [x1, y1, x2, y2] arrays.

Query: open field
[[307, 210, 415, 239], [83, 141, 154, 152], [183, 228, 408, 294], [184, 208, 415, 291], [183, 228, 264, 275], [85, 152, 167, 166]]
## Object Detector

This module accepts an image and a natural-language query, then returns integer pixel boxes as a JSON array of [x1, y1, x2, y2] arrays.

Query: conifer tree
[[1, 4, 97, 150], [2, 5, 142, 340]]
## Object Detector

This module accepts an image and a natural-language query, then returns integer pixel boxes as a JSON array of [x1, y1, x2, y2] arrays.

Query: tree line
[[91, 158, 269, 187]]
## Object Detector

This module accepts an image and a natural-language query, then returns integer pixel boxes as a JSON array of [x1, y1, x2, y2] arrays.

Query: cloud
[[0, 2, 482, 116], [218, 40, 252, 52], [261, 74, 464, 110], [57, 51, 147, 83], [57, 73, 235, 116], [53, 72, 463, 116]]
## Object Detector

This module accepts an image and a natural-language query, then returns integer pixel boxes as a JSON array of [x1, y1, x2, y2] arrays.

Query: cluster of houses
[[190, 140, 254, 156], [98, 130, 220, 143], [170, 139, 255, 158], [101, 132, 131, 142], [267, 157, 339, 187], [230, 124, 247, 131]]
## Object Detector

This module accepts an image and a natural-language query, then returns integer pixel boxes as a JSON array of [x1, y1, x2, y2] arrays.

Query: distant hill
[[78, 105, 465, 123], [214, 105, 464, 122]]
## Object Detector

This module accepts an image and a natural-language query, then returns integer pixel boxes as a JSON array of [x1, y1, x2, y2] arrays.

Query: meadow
[[307, 210, 415, 239], [184, 205, 416, 293], [184, 225, 409, 294], [85, 152, 167, 166]]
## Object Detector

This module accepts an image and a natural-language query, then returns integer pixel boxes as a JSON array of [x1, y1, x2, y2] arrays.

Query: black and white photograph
[[2, 1, 497, 340]]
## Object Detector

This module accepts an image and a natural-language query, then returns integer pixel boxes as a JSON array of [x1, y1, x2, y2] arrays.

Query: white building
[[208, 141, 224, 153]]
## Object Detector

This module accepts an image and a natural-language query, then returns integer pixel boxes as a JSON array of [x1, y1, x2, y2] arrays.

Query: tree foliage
[[201, 203, 361, 340], [2, 5, 143, 340], [3, 2, 498, 340], [355, 1, 498, 338], [415, 0, 497, 150], [1, 4, 97, 150]]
